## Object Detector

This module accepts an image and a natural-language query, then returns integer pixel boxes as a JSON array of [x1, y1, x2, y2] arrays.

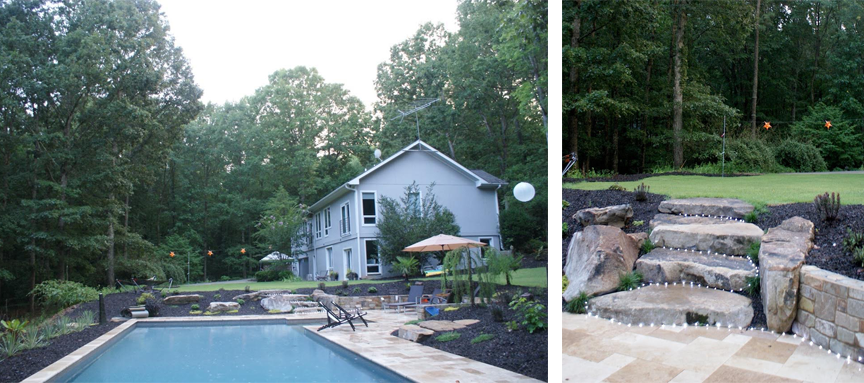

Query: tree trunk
[[29, 146, 38, 314], [612, 119, 619, 174], [568, 0, 582, 169], [466, 249, 474, 307], [750, 0, 761, 138], [106, 143, 118, 287], [672, 3, 687, 169], [57, 171, 68, 280], [123, 194, 130, 259]]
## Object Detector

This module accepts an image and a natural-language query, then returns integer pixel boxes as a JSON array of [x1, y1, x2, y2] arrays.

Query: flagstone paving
[[310, 310, 541, 382], [563, 313, 864, 383]]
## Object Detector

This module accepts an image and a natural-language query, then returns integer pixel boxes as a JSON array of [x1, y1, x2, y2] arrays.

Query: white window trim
[[340, 202, 351, 236], [343, 248, 352, 280], [324, 207, 331, 237], [364, 239, 381, 275], [315, 213, 322, 239], [360, 190, 378, 226], [325, 247, 333, 271]]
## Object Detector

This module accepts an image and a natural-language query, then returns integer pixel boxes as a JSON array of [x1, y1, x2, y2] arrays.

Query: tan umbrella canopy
[[402, 234, 486, 252]]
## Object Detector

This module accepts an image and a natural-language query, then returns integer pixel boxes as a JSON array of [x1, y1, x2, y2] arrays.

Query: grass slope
[[565, 173, 864, 205], [177, 266, 547, 292]]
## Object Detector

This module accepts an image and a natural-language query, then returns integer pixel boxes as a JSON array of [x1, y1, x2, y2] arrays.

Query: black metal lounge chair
[[317, 301, 368, 331], [384, 285, 424, 312]]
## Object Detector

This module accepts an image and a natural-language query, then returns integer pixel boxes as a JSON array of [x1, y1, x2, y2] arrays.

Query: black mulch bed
[[416, 286, 548, 382], [564, 171, 754, 184], [756, 203, 864, 281]]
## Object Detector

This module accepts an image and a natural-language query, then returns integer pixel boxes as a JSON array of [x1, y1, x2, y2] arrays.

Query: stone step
[[649, 213, 741, 231], [649, 222, 763, 256], [635, 248, 757, 291], [659, 198, 754, 219], [588, 284, 754, 328]]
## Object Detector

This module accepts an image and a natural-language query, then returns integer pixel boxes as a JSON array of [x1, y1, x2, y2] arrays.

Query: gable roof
[[309, 140, 506, 211]]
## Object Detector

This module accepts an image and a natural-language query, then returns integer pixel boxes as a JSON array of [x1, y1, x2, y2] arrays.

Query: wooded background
[[0, 0, 547, 313], [564, 0, 864, 175]]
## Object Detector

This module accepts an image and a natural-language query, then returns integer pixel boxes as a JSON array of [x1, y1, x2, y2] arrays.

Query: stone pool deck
[[564, 313, 864, 383], [308, 310, 541, 382]]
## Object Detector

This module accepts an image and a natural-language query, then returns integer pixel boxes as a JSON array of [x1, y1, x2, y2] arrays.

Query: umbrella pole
[[467, 248, 474, 307]]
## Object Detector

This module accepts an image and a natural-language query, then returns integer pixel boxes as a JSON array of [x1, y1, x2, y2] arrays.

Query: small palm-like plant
[[633, 183, 650, 201], [641, 239, 655, 255], [565, 291, 590, 314], [747, 242, 760, 266], [813, 192, 841, 221], [391, 256, 420, 280], [745, 275, 761, 296], [1, 319, 28, 345]]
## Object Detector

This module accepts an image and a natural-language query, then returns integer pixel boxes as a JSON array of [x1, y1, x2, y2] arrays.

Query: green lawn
[[177, 266, 547, 292], [565, 173, 864, 206]]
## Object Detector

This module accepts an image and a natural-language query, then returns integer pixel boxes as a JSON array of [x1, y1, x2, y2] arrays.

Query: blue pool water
[[57, 321, 406, 383]]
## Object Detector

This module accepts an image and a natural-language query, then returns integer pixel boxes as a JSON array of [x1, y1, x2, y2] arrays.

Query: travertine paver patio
[[308, 310, 542, 382], [563, 313, 864, 383]]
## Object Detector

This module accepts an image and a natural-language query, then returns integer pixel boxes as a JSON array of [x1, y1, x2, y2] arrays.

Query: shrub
[[491, 306, 504, 322], [853, 247, 864, 268], [213, 294, 221, 299], [351, 287, 360, 294], [470, 333, 495, 344], [341, 280, 349, 289], [565, 292, 590, 314], [562, 222, 568, 235], [404, 319, 422, 325], [367, 286, 378, 294], [435, 332, 461, 342], [145, 299, 160, 317], [220, 276, 232, 282], [563, 275, 569, 293], [254, 269, 295, 282], [485, 249, 522, 286], [444, 306, 460, 312], [608, 184, 626, 191], [618, 271, 642, 291], [236, 299, 245, 305], [744, 211, 758, 223], [773, 139, 828, 172], [633, 183, 649, 201], [745, 276, 761, 296], [640, 239, 654, 255], [172, 290, 179, 295], [791, 103, 863, 171], [562, 200, 570, 209], [814, 192, 841, 221], [20, 328, 47, 350], [509, 297, 547, 333], [843, 228, 864, 253], [318, 282, 326, 291], [747, 242, 760, 266], [30, 280, 99, 309], [0, 333, 23, 358], [505, 320, 519, 332], [632, 220, 644, 227], [191, 304, 200, 311], [0, 319, 28, 347], [136, 293, 155, 305], [724, 138, 782, 173]]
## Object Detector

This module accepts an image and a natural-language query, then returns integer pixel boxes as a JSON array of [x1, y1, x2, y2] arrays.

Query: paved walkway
[[311, 310, 541, 382], [563, 313, 864, 383]]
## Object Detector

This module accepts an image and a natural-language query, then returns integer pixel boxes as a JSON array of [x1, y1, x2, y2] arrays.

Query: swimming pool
[[51, 320, 407, 383]]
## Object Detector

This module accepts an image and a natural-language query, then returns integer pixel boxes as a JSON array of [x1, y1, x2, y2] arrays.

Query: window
[[340, 203, 350, 235], [344, 248, 352, 272], [362, 192, 376, 224], [315, 213, 322, 239], [407, 191, 421, 217], [324, 207, 331, 236], [479, 238, 492, 255], [365, 240, 380, 274], [326, 247, 333, 270]]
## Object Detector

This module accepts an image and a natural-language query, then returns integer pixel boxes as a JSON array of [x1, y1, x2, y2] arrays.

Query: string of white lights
[[676, 213, 746, 223]]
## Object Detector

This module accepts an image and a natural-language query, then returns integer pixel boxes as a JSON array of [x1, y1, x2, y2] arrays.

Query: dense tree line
[[0, 0, 547, 313], [564, 0, 864, 175]]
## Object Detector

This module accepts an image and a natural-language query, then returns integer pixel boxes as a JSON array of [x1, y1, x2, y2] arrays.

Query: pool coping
[[21, 314, 345, 383]]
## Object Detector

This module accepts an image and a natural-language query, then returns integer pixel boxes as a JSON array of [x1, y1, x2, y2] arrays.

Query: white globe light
[[374, 149, 382, 159], [513, 182, 535, 202]]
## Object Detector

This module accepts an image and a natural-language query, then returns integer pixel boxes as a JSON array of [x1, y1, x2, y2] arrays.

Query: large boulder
[[418, 320, 467, 332], [162, 294, 202, 305], [563, 225, 640, 301], [398, 325, 434, 342], [311, 289, 334, 308], [260, 295, 305, 313], [589, 284, 754, 327], [635, 248, 757, 291], [760, 217, 815, 333], [232, 290, 296, 302], [575, 204, 634, 228], [649, 222, 763, 255], [208, 301, 240, 313], [659, 198, 754, 219], [649, 213, 736, 231]]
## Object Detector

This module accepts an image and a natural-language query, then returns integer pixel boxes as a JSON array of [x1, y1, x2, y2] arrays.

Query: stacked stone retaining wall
[[793, 265, 864, 361]]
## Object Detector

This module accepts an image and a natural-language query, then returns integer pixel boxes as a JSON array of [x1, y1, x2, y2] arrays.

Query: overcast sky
[[157, 0, 459, 108]]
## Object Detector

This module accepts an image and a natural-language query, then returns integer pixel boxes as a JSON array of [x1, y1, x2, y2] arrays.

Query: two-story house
[[295, 140, 506, 280]]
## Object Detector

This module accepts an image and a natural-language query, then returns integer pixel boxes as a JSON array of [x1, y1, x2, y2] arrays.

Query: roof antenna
[[389, 98, 439, 141]]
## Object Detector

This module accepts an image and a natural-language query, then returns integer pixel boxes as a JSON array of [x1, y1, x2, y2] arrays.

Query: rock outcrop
[[760, 217, 815, 333], [658, 198, 754, 219], [636, 248, 756, 291], [575, 204, 634, 228], [564, 225, 640, 300], [162, 294, 202, 305], [649, 222, 763, 255]]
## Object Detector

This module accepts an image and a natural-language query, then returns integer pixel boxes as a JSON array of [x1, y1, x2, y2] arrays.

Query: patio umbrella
[[402, 234, 486, 252], [403, 234, 486, 306]]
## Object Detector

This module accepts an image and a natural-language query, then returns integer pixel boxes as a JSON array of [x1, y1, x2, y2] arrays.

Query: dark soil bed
[[417, 286, 548, 382]]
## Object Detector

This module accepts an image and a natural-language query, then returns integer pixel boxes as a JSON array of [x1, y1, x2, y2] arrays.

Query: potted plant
[[346, 268, 359, 280], [328, 270, 339, 281]]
